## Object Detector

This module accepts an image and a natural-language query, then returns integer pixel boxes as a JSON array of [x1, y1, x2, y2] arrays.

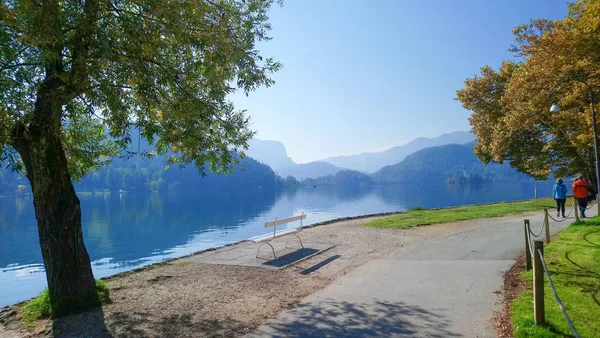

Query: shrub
[[20, 289, 51, 324], [20, 280, 110, 324]]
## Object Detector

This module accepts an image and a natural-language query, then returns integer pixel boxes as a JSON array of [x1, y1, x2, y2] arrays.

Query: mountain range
[[322, 131, 476, 173], [246, 131, 475, 179], [372, 141, 534, 184], [0, 130, 540, 196], [302, 142, 541, 187], [246, 139, 343, 180]]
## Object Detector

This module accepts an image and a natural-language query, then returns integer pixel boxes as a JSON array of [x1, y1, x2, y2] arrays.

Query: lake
[[0, 181, 553, 306]]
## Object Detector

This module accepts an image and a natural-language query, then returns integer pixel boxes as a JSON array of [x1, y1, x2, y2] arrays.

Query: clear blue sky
[[231, 0, 569, 163]]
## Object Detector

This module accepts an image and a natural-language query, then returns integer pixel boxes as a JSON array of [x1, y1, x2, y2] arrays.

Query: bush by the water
[[21, 280, 110, 323]]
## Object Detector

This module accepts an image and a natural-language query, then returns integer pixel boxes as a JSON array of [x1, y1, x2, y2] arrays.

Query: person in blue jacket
[[553, 178, 568, 217]]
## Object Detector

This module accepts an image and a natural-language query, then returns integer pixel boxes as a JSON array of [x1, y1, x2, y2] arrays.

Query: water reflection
[[0, 181, 551, 306]]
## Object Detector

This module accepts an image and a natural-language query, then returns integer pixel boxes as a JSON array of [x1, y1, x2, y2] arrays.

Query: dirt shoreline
[[0, 214, 492, 337], [101, 197, 553, 281]]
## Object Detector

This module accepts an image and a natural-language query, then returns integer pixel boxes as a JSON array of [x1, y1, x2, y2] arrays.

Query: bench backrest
[[265, 212, 306, 229]]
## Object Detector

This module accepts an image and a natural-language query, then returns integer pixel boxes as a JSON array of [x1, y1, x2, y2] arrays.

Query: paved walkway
[[248, 206, 596, 337]]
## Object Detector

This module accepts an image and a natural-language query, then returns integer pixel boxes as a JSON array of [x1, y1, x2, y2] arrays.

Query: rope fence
[[547, 202, 575, 223], [523, 214, 582, 338], [586, 199, 598, 210], [522, 193, 596, 333], [537, 248, 581, 338], [525, 223, 535, 258], [527, 218, 546, 238]]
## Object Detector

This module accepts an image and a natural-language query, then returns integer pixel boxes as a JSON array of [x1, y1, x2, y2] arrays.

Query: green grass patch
[[20, 280, 111, 325], [510, 218, 600, 337], [365, 197, 556, 228], [96, 280, 110, 304], [20, 289, 51, 325]]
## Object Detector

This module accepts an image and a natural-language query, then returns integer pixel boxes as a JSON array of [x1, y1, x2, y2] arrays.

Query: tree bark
[[13, 117, 98, 317], [585, 171, 597, 191]]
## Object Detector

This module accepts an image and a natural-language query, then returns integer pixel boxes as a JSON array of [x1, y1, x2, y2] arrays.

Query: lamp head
[[549, 104, 561, 113]]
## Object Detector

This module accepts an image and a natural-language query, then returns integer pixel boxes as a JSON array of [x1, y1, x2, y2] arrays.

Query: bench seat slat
[[265, 214, 307, 228], [249, 228, 298, 243]]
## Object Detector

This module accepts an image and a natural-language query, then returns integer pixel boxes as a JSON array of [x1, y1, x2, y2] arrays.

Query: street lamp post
[[548, 78, 599, 214]]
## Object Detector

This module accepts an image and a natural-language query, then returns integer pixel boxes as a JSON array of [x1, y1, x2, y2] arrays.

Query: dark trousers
[[577, 198, 588, 217], [555, 198, 566, 216]]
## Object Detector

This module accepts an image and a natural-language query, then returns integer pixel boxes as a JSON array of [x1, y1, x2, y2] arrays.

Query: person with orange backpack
[[573, 175, 590, 218]]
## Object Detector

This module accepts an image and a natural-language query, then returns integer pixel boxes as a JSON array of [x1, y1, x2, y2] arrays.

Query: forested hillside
[[303, 143, 543, 187], [373, 143, 534, 184], [0, 155, 283, 195], [1, 141, 546, 195]]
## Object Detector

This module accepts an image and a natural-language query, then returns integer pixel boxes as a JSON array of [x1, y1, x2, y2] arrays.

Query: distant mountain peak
[[245, 139, 343, 180], [246, 139, 295, 169], [321, 131, 475, 173]]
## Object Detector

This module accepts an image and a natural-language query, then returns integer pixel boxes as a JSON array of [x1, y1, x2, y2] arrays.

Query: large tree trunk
[[13, 117, 98, 317]]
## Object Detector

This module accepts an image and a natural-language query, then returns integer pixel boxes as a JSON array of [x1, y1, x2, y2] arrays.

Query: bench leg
[[296, 234, 304, 248], [256, 242, 276, 259], [291, 234, 304, 249], [285, 234, 304, 249]]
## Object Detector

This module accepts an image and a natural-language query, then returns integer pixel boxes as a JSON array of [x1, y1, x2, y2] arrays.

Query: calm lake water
[[0, 182, 552, 306]]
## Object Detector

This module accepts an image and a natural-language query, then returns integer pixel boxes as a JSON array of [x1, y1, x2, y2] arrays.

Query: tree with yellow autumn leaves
[[457, 0, 600, 187]]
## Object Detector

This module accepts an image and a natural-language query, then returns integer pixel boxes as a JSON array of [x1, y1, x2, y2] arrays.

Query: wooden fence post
[[533, 240, 545, 325], [524, 220, 532, 270], [544, 209, 551, 244], [574, 198, 580, 221]]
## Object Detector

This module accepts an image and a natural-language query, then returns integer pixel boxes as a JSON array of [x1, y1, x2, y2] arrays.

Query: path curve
[[247, 208, 595, 337]]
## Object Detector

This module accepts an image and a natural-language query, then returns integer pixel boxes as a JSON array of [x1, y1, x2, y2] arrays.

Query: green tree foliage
[[456, 0, 600, 183], [0, 0, 281, 316]]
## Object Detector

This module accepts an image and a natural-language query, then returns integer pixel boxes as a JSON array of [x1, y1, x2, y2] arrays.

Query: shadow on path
[[105, 310, 242, 337], [50, 308, 243, 337], [52, 308, 112, 338], [263, 248, 319, 268], [252, 299, 461, 337]]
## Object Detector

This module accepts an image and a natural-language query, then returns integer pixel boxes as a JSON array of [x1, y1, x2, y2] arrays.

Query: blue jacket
[[553, 183, 568, 199]]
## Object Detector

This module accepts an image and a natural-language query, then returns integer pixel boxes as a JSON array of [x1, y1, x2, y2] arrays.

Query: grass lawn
[[364, 197, 556, 228], [510, 218, 600, 337]]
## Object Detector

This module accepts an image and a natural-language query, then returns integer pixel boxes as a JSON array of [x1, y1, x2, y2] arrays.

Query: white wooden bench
[[250, 212, 306, 259]]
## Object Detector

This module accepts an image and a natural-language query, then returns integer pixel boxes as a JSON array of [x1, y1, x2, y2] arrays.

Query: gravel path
[[0, 213, 516, 337], [0, 325, 19, 338], [248, 209, 594, 337]]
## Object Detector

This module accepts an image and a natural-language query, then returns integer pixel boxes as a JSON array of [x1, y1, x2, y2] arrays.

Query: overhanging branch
[[0, 63, 41, 71]]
